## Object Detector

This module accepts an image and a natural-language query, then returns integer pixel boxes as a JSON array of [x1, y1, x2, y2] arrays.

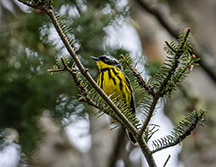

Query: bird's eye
[[104, 58, 109, 63]]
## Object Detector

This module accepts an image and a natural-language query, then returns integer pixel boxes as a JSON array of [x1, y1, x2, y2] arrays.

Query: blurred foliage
[[145, 61, 162, 76], [0, 10, 78, 153], [0, 0, 131, 156]]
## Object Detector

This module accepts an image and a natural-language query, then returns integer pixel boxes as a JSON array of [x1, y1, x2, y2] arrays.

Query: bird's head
[[91, 55, 122, 70]]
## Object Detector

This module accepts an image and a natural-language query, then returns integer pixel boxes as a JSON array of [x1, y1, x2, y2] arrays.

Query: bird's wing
[[124, 74, 136, 114]]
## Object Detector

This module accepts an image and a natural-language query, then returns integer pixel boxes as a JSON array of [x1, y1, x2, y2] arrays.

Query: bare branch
[[163, 155, 171, 167], [47, 68, 65, 72], [135, 0, 216, 84]]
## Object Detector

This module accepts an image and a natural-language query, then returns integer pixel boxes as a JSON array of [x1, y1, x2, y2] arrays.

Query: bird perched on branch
[[91, 55, 136, 143]]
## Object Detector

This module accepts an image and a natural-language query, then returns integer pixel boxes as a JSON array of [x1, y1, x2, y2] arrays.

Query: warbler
[[91, 55, 136, 143]]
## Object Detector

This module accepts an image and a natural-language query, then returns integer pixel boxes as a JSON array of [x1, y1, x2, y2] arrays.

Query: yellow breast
[[96, 62, 131, 108]]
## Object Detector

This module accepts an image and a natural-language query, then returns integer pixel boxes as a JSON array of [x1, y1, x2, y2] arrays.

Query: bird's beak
[[90, 56, 99, 61]]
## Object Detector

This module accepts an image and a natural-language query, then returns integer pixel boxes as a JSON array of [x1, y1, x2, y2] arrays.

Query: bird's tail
[[127, 130, 136, 144]]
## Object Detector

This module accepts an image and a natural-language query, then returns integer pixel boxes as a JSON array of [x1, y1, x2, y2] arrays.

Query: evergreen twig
[[139, 29, 191, 136], [161, 55, 194, 96], [151, 110, 205, 154], [157, 28, 190, 96], [60, 58, 99, 108], [165, 41, 177, 53]]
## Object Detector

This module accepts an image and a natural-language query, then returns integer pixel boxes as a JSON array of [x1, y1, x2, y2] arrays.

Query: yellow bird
[[91, 55, 136, 143]]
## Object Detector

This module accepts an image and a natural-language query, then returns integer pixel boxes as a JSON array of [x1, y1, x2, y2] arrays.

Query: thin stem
[[161, 58, 192, 96], [47, 68, 65, 72], [163, 155, 171, 167], [139, 97, 159, 136], [165, 41, 177, 53]]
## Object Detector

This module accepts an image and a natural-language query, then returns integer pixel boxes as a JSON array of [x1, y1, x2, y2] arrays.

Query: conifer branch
[[59, 58, 98, 108], [39, 6, 139, 136], [161, 55, 194, 96], [139, 28, 191, 136], [151, 110, 205, 154], [157, 28, 190, 96], [18, 0, 135, 129], [47, 57, 97, 107]]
